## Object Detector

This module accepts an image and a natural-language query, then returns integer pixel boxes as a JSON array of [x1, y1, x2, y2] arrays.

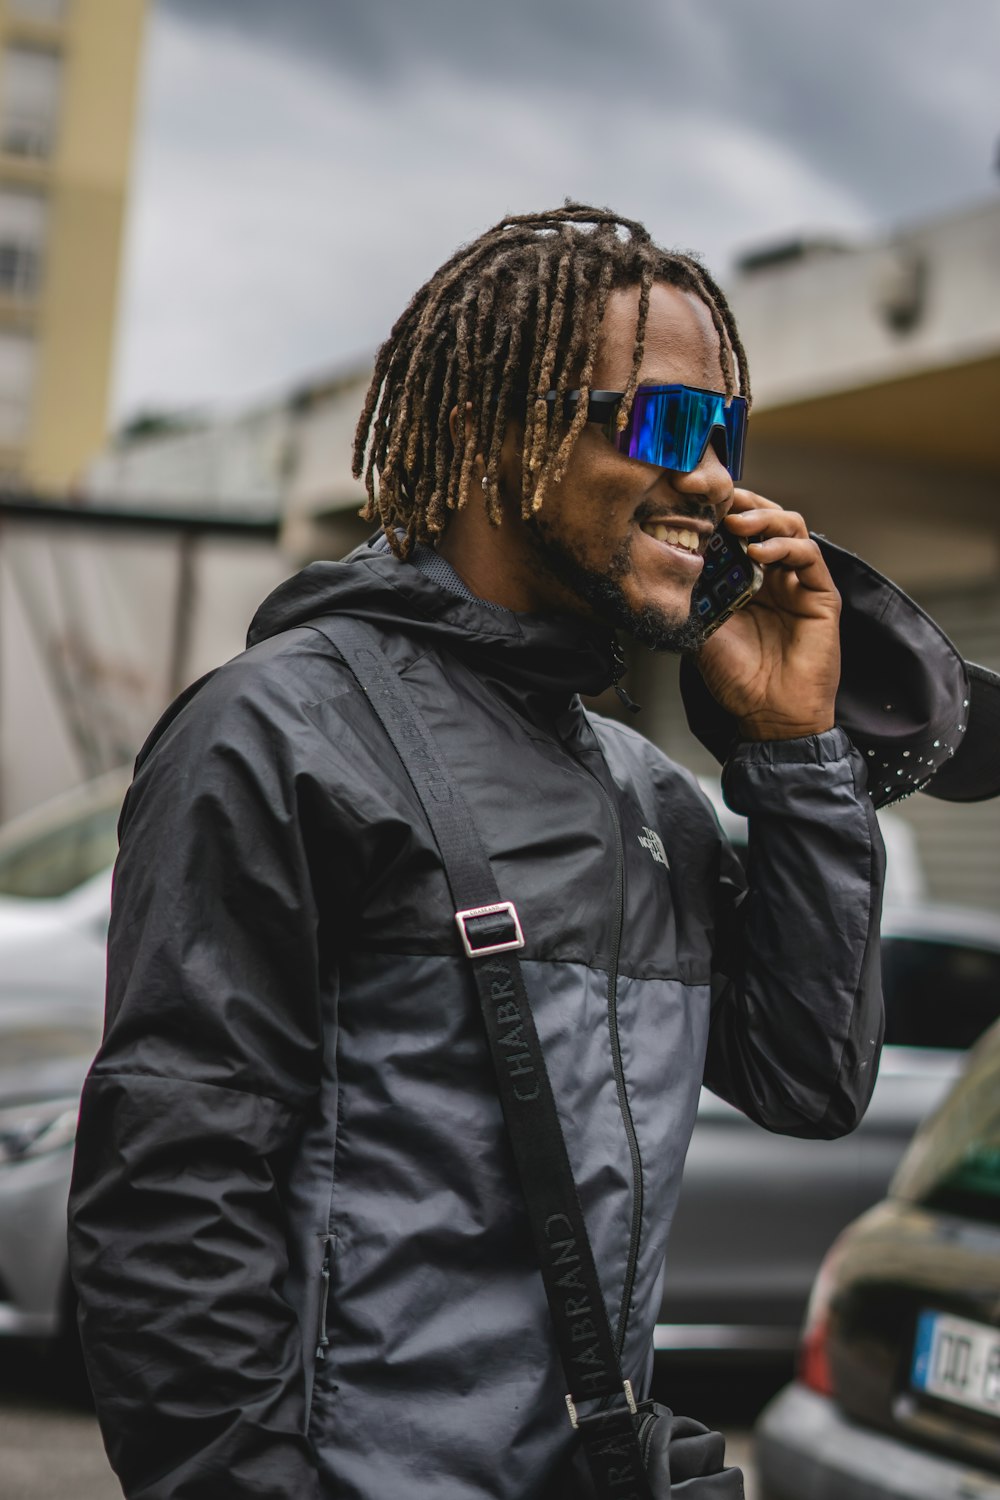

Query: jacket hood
[[247, 542, 619, 700]]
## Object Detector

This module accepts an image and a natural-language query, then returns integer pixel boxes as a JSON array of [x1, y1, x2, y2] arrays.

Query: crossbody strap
[[310, 616, 654, 1500]]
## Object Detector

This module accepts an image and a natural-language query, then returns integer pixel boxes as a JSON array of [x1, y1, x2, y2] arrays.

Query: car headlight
[[0, 1098, 78, 1165]]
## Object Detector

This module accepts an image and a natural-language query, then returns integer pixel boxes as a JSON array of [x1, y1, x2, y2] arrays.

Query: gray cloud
[[112, 1, 999, 419], [158, 0, 999, 217]]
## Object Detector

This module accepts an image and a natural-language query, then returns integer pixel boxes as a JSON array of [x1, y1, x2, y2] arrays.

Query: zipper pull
[[315, 1238, 332, 1362], [611, 637, 642, 715]]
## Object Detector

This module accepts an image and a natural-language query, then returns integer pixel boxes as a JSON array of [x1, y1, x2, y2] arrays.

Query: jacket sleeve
[[68, 672, 327, 1500], [702, 726, 886, 1139]]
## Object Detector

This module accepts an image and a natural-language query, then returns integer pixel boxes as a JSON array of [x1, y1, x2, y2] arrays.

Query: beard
[[524, 517, 708, 654]]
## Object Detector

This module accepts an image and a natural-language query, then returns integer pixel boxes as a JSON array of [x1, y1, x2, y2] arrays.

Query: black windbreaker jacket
[[69, 543, 886, 1500]]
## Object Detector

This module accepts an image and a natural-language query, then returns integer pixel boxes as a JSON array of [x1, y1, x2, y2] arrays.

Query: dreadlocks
[[353, 203, 751, 559]]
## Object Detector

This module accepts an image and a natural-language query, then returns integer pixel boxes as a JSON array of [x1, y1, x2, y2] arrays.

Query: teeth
[[641, 524, 700, 553]]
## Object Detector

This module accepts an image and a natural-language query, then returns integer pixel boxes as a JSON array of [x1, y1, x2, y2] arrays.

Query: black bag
[[314, 617, 744, 1500], [636, 1406, 743, 1496]]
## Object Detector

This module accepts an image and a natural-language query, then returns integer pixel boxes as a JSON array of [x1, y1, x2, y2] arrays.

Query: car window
[[0, 800, 119, 897], [893, 1026, 1000, 1226], [881, 937, 1000, 1051]]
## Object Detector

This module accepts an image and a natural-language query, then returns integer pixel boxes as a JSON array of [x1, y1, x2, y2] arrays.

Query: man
[[69, 204, 885, 1499]]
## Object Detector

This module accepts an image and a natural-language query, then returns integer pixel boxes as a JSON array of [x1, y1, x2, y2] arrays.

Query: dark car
[[756, 1015, 1000, 1498], [656, 900, 1000, 1360]]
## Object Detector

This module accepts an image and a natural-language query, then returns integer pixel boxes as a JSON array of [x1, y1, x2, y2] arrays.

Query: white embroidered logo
[[638, 826, 668, 868]]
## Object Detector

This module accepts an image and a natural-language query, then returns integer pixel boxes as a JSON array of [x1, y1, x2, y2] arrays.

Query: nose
[[668, 432, 734, 519]]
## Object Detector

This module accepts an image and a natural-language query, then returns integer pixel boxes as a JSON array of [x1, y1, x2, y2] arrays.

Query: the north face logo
[[638, 827, 668, 867]]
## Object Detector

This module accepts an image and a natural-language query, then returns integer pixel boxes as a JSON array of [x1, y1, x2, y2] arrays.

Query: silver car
[[0, 774, 119, 1349]]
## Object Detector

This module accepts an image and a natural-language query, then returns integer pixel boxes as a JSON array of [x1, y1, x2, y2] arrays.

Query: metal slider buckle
[[565, 1380, 637, 1430], [454, 901, 525, 958]]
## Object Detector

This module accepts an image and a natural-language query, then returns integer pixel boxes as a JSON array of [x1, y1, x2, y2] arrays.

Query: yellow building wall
[[0, 0, 145, 490]]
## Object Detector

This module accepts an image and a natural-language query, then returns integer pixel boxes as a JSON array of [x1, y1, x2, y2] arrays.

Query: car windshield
[[892, 1022, 1000, 1225], [0, 791, 121, 898]]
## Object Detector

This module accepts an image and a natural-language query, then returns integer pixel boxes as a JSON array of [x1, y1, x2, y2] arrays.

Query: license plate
[[911, 1310, 1000, 1419]]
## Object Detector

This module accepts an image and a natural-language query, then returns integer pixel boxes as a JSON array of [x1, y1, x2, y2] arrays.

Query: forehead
[[591, 281, 729, 392]]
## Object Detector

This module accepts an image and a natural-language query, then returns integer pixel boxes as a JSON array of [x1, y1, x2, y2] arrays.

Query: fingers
[[725, 498, 808, 537], [747, 534, 837, 596], [726, 487, 784, 516], [724, 500, 837, 600]]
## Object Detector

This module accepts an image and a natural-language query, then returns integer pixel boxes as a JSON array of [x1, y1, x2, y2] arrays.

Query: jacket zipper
[[584, 766, 644, 1357], [315, 1235, 333, 1361]]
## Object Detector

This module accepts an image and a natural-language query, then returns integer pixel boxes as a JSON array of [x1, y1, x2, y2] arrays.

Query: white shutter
[[0, 330, 36, 442], [8, 1, 68, 21], [0, 45, 62, 158], [0, 188, 46, 297]]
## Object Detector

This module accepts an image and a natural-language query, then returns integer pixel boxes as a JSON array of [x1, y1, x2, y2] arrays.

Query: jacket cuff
[[721, 727, 863, 814], [728, 725, 852, 767]]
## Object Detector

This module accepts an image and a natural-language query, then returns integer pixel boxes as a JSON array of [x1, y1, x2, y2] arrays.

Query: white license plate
[[911, 1310, 1000, 1419]]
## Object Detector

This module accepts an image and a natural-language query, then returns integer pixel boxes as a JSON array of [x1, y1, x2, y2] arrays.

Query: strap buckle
[[455, 901, 525, 958], [565, 1380, 637, 1430]]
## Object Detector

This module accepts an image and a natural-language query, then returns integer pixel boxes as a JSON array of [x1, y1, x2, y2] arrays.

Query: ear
[[448, 403, 486, 484], [448, 401, 475, 448]]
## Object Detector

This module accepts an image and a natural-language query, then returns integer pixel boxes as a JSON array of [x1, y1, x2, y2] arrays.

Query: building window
[[0, 45, 62, 159], [0, 189, 46, 299], [0, 331, 36, 444], [7, 0, 68, 22]]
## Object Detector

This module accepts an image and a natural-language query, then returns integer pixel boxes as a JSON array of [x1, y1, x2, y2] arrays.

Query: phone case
[[692, 527, 764, 638]]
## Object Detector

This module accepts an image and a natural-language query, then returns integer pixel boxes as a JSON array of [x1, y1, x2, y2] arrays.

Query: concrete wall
[[729, 199, 1000, 408], [86, 404, 292, 519], [0, 514, 288, 818]]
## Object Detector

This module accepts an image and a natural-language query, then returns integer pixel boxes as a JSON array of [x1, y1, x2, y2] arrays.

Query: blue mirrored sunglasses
[[546, 383, 749, 481]]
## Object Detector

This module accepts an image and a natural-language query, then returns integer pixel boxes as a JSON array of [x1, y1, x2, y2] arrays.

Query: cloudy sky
[[110, 0, 1000, 423]]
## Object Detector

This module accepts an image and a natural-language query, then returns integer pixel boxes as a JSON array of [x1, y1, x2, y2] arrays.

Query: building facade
[[0, 0, 145, 489]]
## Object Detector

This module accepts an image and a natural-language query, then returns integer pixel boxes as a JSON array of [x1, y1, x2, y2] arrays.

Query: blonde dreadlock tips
[[353, 203, 750, 556]]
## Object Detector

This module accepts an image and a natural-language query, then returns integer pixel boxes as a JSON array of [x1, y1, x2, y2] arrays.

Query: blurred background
[[0, 2, 998, 1496], [1, 0, 998, 901]]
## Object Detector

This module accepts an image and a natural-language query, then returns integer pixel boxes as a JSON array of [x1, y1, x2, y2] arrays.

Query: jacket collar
[[247, 544, 619, 702]]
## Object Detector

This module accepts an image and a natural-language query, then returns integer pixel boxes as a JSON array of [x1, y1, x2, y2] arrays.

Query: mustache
[[633, 497, 718, 527]]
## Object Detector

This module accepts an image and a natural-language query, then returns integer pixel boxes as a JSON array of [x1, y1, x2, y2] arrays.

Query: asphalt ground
[[0, 1344, 787, 1499]]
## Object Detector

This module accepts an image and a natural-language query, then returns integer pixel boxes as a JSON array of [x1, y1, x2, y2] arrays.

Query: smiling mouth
[[638, 522, 703, 555]]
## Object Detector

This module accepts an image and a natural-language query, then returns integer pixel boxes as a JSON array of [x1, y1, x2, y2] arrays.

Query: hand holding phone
[[693, 494, 842, 742]]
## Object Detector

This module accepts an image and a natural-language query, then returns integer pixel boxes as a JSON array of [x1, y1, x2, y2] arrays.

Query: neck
[[436, 500, 589, 619]]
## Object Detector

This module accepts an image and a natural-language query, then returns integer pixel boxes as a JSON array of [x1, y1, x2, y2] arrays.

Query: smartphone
[[692, 525, 763, 638]]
